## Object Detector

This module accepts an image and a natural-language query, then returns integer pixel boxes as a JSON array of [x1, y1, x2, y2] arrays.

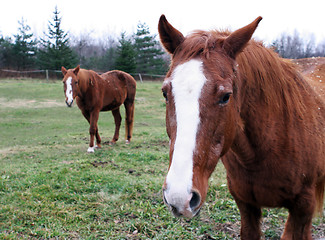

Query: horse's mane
[[174, 30, 324, 123], [237, 41, 311, 121]]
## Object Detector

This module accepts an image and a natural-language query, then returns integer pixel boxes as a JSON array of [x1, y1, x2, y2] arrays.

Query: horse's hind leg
[[111, 108, 122, 144], [281, 188, 315, 240], [124, 101, 135, 143]]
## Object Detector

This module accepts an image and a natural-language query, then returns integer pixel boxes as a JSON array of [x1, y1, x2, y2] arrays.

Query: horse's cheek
[[222, 108, 237, 155]]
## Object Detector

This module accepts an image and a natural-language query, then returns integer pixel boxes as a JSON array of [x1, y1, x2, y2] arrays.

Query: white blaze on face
[[65, 77, 73, 105], [165, 59, 207, 210]]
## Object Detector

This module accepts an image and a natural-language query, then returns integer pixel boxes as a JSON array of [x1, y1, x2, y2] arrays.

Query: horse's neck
[[236, 51, 325, 159], [237, 45, 309, 123], [78, 70, 97, 96], [230, 126, 257, 169]]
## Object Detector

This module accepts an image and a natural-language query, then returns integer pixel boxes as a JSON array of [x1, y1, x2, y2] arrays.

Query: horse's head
[[158, 15, 262, 218], [61, 65, 80, 107]]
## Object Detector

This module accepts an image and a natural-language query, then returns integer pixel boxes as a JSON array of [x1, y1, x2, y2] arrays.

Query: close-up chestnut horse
[[158, 15, 325, 240], [61, 66, 136, 153]]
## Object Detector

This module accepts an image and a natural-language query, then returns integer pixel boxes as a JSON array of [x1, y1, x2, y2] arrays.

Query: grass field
[[0, 79, 324, 239]]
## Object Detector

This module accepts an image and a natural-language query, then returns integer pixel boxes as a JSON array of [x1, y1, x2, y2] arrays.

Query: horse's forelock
[[173, 30, 230, 63]]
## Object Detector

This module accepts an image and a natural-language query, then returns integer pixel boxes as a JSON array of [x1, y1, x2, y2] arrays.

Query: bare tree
[[70, 32, 118, 71], [272, 30, 325, 59]]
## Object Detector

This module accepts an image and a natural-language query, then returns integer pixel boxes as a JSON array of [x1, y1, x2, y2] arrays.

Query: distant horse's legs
[[235, 199, 262, 240], [82, 110, 99, 152], [88, 110, 101, 153], [124, 101, 135, 143], [111, 108, 122, 144], [281, 188, 315, 240]]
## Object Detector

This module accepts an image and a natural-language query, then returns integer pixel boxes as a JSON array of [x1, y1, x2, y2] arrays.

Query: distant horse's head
[[61, 65, 80, 107], [158, 15, 262, 218]]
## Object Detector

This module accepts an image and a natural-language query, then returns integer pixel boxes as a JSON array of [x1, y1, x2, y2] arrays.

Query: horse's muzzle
[[163, 189, 201, 218], [66, 99, 73, 107]]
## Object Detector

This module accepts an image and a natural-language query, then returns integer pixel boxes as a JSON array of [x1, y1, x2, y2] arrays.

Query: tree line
[[271, 30, 325, 59], [0, 7, 168, 76], [1, 7, 324, 76]]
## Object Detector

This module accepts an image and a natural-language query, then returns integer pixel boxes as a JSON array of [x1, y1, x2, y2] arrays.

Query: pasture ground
[[0, 79, 324, 239]]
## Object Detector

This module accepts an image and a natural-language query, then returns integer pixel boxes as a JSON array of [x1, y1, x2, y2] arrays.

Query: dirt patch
[[90, 161, 108, 168], [292, 57, 325, 81], [0, 98, 64, 109], [0, 145, 45, 157], [0, 146, 19, 156], [291, 57, 325, 98], [133, 139, 169, 149]]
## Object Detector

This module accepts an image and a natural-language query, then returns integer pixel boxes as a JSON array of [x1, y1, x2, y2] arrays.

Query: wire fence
[[0, 69, 165, 82]]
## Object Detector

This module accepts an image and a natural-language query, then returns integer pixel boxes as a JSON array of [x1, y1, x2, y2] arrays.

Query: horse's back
[[102, 70, 136, 101], [102, 70, 136, 86]]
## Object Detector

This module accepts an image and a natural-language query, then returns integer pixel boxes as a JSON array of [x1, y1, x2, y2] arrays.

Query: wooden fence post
[[138, 73, 143, 83]]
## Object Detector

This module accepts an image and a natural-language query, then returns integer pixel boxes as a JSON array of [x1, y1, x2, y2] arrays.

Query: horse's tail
[[120, 71, 136, 143], [315, 178, 325, 216]]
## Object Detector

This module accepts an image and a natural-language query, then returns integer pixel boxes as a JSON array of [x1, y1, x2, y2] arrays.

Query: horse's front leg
[[281, 187, 315, 240], [235, 198, 262, 240], [111, 108, 122, 144], [88, 110, 101, 153]]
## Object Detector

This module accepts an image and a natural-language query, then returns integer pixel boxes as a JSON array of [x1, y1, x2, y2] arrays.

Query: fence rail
[[0, 69, 62, 80], [0, 69, 165, 82]]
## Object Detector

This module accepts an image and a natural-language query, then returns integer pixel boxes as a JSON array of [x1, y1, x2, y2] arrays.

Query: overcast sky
[[1, 0, 325, 44]]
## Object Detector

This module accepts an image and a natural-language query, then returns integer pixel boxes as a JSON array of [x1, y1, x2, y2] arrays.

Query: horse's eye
[[162, 91, 168, 101], [219, 92, 232, 104]]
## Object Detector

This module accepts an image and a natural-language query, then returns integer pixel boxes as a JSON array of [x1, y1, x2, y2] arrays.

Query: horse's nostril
[[163, 191, 183, 217], [189, 190, 201, 210], [163, 191, 168, 205], [170, 204, 182, 217], [66, 99, 73, 107]]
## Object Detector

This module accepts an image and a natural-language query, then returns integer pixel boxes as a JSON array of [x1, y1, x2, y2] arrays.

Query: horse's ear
[[223, 16, 262, 59], [73, 65, 80, 76], [158, 14, 185, 54], [61, 66, 67, 76]]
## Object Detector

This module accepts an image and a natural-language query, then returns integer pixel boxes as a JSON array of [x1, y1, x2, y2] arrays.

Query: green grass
[[0, 79, 324, 239]]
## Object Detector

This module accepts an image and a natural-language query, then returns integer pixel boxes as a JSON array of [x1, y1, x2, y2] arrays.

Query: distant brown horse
[[62, 66, 136, 153], [159, 15, 325, 240]]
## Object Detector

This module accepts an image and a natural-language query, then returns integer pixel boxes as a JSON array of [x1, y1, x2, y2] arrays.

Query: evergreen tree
[[134, 22, 167, 75], [0, 36, 14, 69], [99, 46, 117, 71], [114, 32, 136, 73], [12, 18, 37, 70], [38, 6, 77, 70]]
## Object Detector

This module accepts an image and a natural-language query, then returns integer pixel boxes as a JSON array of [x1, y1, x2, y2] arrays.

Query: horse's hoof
[[96, 144, 101, 149], [109, 141, 116, 146], [125, 140, 130, 144], [87, 147, 95, 153]]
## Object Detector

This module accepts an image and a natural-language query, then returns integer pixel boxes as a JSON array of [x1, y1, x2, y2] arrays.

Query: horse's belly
[[100, 103, 119, 111], [101, 91, 126, 111], [100, 95, 124, 111]]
